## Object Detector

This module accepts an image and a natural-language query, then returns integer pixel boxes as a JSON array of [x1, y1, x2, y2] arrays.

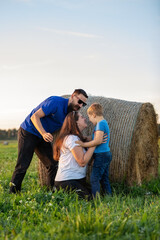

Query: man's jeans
[[90, 152, 112, 197], [10, 127, 58, 193]]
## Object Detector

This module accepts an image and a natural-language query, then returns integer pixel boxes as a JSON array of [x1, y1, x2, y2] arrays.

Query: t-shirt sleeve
[[41, 97, 59, 116], [95, 121, 105, 132], [65, 135, 80, 151]]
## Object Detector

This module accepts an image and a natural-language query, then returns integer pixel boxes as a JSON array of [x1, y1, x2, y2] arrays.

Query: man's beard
[[67, 103, 80, 113]]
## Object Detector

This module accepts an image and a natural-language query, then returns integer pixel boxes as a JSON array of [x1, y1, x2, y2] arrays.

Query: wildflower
[[9, 182, 16, 187], [145, 192, 152, 195]]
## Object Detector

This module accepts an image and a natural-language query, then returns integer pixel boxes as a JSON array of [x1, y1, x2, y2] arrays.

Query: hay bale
[[38, 96, 159, 186]]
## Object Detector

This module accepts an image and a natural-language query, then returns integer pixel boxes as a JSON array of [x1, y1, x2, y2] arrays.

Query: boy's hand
[[75, 140, 85, 147]]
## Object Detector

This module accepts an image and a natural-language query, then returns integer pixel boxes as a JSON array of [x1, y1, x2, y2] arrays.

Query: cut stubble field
[[0, 140, 160, 240]]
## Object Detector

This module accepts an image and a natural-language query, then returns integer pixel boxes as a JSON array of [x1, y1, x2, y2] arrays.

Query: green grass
[[0, 140, 160, 240]]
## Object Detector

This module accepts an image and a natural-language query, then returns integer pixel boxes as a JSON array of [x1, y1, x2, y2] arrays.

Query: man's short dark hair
[[73, 89, 88, 98]]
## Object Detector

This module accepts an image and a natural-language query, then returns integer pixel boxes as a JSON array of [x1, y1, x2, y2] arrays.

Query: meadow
[[0, 140, 160, 240]]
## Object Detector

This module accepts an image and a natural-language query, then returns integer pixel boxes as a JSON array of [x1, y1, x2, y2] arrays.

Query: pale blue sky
[[0, 0, 160, 129]]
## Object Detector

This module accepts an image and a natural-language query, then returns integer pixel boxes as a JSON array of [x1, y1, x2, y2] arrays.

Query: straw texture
[[38, 96, 159, 186]]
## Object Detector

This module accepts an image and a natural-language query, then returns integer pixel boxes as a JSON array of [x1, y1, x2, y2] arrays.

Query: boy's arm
[[76, 131, 104, 147]]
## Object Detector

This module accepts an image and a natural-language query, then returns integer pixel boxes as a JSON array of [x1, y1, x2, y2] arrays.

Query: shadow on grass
[[111, 175, 160, 197]]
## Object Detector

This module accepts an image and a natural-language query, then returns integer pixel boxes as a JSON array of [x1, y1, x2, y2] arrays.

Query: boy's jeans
[[90, 151, 112, 197]]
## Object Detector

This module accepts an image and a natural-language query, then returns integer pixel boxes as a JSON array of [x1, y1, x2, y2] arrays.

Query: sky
[[0, 0, 160, 129]]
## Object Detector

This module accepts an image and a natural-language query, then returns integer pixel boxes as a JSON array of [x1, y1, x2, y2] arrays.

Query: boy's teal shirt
[[92, 119, 110, 153]]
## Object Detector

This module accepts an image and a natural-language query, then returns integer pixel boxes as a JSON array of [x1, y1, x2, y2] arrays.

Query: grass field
[[0, 140, 160, 240]]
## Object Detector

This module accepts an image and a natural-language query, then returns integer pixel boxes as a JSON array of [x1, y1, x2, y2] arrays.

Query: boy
[[76, 103, 112, 197]]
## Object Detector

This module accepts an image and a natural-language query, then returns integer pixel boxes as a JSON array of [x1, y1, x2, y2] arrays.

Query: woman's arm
[[76, 130, 104, 148], [71, 146, 95, 167]]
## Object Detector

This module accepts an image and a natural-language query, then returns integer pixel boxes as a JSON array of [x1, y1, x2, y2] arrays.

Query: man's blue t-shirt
[[21, 96, 69, 138], [92, 119, 110, 153]]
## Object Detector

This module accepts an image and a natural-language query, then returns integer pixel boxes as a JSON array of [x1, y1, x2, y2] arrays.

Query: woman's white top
[[55, 135, 87, 181]]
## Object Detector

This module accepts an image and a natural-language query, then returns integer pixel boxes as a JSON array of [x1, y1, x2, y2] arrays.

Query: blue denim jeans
[[90, 151, 112, 197]]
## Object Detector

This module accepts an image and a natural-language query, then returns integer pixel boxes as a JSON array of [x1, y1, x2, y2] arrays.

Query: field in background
[[0, 140, 160, 240]]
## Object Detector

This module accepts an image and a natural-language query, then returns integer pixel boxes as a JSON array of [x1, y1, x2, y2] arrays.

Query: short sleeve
[[95, 121, 105, 132], [41, 97, 59, 116], [65, 135, 80, 151]]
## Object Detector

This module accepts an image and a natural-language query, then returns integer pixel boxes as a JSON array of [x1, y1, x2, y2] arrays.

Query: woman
[[53, 111, 95, 200]]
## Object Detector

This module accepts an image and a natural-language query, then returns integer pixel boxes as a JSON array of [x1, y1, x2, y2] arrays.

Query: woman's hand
[[102, 133, 108, 143]]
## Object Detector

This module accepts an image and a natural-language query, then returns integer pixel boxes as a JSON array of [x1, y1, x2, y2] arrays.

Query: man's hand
[[42, 133, 53, 142]]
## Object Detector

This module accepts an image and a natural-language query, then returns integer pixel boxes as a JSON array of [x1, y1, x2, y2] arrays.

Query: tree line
[[0, 129, 18, 140], [0, 125, 160, 140]]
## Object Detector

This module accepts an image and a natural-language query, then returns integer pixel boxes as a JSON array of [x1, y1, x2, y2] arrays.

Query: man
[[9, 89, 88, 193]]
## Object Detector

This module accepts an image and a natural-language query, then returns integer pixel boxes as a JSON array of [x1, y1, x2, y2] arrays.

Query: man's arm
[[76, 131, 104, 148], [31, 108, 53, 142]]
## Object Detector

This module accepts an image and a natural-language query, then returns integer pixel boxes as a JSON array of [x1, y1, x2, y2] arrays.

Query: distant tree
[[8, 129, 11, 139], [0, 129, 18, 140]]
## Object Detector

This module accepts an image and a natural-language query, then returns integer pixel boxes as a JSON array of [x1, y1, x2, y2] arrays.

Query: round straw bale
[[38, 96, 159, 186]]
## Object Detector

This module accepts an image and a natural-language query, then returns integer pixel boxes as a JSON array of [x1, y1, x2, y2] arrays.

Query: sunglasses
[[75, 95, 87, 107]]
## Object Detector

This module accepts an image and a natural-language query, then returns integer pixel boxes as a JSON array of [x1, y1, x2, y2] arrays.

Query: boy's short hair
[[87, 103, 103, 116]]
